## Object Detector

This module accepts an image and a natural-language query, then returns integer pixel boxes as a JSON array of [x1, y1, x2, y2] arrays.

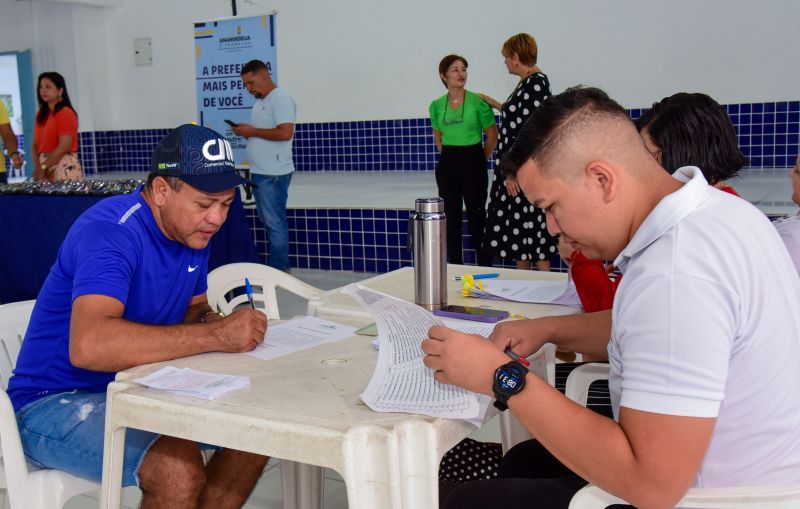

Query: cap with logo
[[151, 123, 255, 193]]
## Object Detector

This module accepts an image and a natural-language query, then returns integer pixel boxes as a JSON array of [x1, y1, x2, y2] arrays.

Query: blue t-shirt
[[245, 87, 296, 176], [7, 188, 209, 411]]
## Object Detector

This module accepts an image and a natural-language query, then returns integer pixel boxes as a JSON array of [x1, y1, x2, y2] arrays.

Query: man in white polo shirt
[[235, 59, 296, 272], [423, 87, 800, 509]]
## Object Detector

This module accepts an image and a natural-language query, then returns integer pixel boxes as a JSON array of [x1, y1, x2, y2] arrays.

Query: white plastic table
[[100, 266, 573, 509], [309, 264, 574, 323]]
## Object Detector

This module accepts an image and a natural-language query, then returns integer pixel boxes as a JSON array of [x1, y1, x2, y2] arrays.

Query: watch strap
[[492, 361, 527, 411]]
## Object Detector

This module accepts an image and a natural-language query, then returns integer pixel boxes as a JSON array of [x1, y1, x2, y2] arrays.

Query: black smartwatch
[[492, 361, 528, 411]]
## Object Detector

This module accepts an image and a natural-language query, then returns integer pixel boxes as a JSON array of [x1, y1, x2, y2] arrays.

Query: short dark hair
[[146, 172, 183, 192], [438, 54, 468, 87], [635, 93, 747, 184], [499, 86, 629, 178], [241, 59, 268, 75]]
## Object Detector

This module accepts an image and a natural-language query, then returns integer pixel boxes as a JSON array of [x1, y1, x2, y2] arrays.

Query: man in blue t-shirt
[[233, 59, 296, 272], [8, 124, 269, 507]]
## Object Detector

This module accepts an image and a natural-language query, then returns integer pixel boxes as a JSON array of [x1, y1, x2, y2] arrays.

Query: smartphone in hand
[[432, 305, 509, 323], [224, 119, 239, 127]]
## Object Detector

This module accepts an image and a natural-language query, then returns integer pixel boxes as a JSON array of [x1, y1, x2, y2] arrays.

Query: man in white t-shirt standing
[[424, 87, 800, 509], [235, 59, 296, 272]]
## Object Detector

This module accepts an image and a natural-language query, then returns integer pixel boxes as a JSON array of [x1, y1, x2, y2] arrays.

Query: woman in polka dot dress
[[481, 33, 558, 270]]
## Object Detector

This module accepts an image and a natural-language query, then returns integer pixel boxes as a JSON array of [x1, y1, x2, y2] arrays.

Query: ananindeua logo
[[202, 139, 234, 166]]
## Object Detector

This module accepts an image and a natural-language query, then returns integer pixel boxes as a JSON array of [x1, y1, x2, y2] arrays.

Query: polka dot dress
[[483, 73, 558, 262], [439, 438, 503, 482]]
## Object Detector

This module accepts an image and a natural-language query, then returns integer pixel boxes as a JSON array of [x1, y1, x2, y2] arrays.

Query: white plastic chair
[[564, 363, 800, 508], [499, 343, 555, 453], [0, 300, 100, 508], [206, 263, 325, 509], [207, 262, 322, 319]]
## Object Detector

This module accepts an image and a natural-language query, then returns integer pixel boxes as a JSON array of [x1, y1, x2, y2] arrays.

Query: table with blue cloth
[[0, 189, 258, 304]]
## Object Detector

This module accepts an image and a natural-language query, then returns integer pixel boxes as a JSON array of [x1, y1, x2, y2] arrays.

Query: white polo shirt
[[246, 87, 296, 176], [609, 166, 800, 487], [774, 211, 800, 275]]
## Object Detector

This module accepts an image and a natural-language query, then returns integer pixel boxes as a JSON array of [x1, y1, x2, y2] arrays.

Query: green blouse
[[429, 90, 495, 146]]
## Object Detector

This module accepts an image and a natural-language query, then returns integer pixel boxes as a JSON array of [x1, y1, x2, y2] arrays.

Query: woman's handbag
[[40, 152, 83, 181]]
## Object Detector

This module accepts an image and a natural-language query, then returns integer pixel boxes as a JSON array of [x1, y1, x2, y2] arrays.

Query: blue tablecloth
[[0, 190, 258, 304]]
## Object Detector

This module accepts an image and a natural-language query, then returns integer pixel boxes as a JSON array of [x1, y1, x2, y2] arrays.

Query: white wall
[[0, 0, 799, 130]]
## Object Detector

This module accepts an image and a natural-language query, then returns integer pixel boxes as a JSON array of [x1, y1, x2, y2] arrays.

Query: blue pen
[[245, 278, 255, 309], [452, 273, 500, 281]]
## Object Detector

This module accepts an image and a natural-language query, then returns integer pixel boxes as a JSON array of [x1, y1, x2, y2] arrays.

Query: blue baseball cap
[[151, 124, 255, 193]]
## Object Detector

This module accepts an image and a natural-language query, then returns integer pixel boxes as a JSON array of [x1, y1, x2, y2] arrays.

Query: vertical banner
[[194, 14, 277, 166]]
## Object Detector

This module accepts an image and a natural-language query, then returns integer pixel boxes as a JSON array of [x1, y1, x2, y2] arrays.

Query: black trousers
[[442, 439, 588, 509], [435, 144, 492, 266]]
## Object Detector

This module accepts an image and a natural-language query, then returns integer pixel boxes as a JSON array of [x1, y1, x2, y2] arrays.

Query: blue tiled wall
[[6, 100, 799, 174], [245, 206, 568, 273], [4, 99, 799, 271]]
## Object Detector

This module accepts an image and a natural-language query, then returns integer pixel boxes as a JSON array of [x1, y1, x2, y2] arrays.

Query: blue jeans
[[15, 391, 217, 487], [15, 391, 159, 487], [251, 172, 293, 271]]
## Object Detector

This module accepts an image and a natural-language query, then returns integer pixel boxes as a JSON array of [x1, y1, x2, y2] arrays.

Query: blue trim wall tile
[[246, 206, 565, 273]]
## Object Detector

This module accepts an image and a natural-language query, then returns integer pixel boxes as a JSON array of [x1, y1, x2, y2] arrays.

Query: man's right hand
[[488, 319, 546, 358], [213, 309, 267, 352]]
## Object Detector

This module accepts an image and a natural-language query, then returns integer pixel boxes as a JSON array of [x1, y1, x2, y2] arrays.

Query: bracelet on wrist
[[200, 310, 226, 323]]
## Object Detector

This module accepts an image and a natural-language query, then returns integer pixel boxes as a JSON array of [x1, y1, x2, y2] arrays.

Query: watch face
[[495, 363, 527, 396]]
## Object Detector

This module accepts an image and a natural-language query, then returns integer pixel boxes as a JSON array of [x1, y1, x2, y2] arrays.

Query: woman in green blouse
[[430, 54, 498, 266]]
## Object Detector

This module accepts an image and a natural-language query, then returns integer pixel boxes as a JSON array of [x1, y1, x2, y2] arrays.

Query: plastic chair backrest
[[0, 300, 35, 390], [563, 362, 610, 407], [0, 299, 100, 508], [207, 263, 322, 319]]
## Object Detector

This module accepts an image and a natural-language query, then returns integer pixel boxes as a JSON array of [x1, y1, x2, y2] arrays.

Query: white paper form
[[246, 316, 358, 361], [468, 279, 582, 307], [342, 284, 483, 420], [134, 366, 250, 400]]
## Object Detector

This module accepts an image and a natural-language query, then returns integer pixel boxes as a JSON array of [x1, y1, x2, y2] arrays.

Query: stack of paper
[[342, 284, 492, 424], [462, 278, 581, 306], [245, 316, 357, 361], [134, 366, 250, 400]]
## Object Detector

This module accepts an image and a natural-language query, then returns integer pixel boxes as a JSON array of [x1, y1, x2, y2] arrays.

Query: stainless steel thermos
[[408, 197, 447, 309]]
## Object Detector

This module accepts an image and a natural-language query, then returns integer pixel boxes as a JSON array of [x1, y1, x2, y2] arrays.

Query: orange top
[[34, 107, 78, 153]]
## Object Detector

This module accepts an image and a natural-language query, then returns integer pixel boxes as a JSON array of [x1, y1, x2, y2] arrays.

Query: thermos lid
[[415, 197, 444, 214]]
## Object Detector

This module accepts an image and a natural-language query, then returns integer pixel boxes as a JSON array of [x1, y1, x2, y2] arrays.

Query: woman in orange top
[[33, 72, 79, 181]]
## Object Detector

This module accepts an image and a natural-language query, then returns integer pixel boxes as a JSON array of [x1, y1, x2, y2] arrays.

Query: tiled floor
[[62, 268, 503, 509]]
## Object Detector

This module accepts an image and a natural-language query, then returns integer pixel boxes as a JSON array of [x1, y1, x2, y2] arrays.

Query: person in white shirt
[[235, 59, 296, 272], [424, 87, 800, 509], [773, 156, 800, 274]]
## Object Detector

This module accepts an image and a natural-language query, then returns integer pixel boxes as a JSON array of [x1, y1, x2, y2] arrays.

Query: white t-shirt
[[246, 87, 296, 176], [609, 166, 800, 488], [774, 211, 800, 275]]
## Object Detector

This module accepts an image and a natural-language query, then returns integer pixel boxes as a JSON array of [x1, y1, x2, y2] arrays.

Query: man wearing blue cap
[[8, 124, 269, 508]]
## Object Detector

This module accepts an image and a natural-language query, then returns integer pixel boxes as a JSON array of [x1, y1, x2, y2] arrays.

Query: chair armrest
[[568, 484, 628, 508], [570, 483, 800, 508], [564, 363, 610, 406]]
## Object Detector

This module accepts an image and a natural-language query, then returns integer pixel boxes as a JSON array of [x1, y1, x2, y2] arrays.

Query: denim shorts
[[16, 390, 160, 487]]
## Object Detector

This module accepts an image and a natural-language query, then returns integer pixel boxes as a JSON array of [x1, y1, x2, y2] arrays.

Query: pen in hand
[[245, 277, 255, 309], [504, 339, 530, 367]]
